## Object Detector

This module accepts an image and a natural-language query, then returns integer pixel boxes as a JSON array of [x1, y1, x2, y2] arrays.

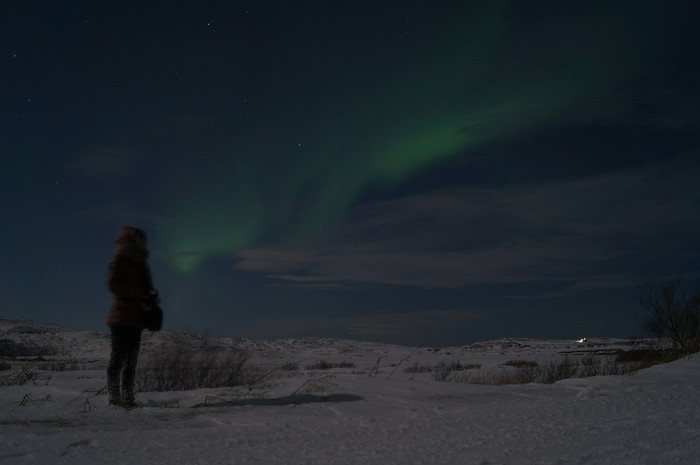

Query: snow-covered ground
[[1, 318, 698, 464]]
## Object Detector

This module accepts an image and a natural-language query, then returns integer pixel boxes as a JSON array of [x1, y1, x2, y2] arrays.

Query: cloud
[[237, 241, 595, 289], [247, 309, 483, 341], [266, 275, 345, 289], [235, 156, 700, 291]]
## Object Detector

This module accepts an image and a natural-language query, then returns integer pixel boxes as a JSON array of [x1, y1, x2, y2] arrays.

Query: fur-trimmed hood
[[114, 242, 149, 261], [113, 226, 149, 261]]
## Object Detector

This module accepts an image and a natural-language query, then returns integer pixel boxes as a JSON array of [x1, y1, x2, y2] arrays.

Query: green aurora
[[157, 5, 628, 272]]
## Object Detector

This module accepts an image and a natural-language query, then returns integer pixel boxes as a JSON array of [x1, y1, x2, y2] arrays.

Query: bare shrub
[[33, 360, 84, 372], [281, 362, 300, 371], [462, 347, 686, 386], [615, 347, 688, 370], [137, 348, 248, 392], [0, 367, 50, 387], [541, 357, 577, 384], [468, 357, 614, 385], [640, 278, 700, 351], [579, 355, 603, 378], [404, 360, 482, 380], [304, 360, 355, 370], [432, 362, 454, 382], [432, 361, 482, 382], [502, 359, 538, 368], [403, 362, 433, 374], [617, 348, 672, 364], [0, 339, 59, 357], [466, 368, 537, 385]]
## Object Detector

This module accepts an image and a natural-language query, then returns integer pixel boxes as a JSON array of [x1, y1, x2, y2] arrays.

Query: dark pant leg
[[120, 329, 142, 402], [107, 328, 125, 400], [107, 326, 142, 403]]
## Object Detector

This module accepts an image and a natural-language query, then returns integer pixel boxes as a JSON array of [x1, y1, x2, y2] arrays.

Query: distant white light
[[577, 338, 587, 344]]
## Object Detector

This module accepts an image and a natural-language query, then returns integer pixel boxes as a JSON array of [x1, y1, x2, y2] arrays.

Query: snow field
[[0, 323, 698, 464]]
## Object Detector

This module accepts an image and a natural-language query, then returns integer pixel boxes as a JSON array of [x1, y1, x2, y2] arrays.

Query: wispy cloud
[[247, 309, 482, 342], [237, 241, 597, 288], [235, 156, 700, 292]]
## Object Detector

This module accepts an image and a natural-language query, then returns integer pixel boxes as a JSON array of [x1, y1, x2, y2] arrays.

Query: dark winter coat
[[106, 238, 153, 329]]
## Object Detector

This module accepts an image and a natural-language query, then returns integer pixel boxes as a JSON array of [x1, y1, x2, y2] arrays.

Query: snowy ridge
[[0, 318, 650, 364], [1, 318, 698, 464]]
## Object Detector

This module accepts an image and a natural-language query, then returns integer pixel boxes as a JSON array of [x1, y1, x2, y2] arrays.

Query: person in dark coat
[[106, 226, 158, 407]]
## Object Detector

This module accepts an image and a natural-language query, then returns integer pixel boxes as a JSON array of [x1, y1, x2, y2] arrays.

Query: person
[[106, 226, 159, 408]]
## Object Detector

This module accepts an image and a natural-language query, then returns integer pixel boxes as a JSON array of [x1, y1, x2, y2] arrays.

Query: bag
[[142, 289, 163, 331], [143, 304, 163, 332]]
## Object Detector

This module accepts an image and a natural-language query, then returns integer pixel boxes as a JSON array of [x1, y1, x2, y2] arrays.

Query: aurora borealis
[[158, 2, 610, 272], [2, 1, 699, 344]]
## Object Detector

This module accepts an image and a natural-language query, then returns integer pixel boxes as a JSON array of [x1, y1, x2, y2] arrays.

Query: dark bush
[[137, 348, 249, 392], [304, 360, 355, 370], [502, 359, 538, 368]]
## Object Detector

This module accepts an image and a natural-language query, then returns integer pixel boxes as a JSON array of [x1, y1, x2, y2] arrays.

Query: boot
[[121, 391, 136, 409]]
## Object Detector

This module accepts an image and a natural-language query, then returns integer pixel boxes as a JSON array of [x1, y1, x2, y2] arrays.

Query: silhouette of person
[[106, 226, 159, 407]]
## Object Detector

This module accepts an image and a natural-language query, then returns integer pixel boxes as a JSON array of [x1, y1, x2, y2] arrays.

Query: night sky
[[2, 1, 699, 346]]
